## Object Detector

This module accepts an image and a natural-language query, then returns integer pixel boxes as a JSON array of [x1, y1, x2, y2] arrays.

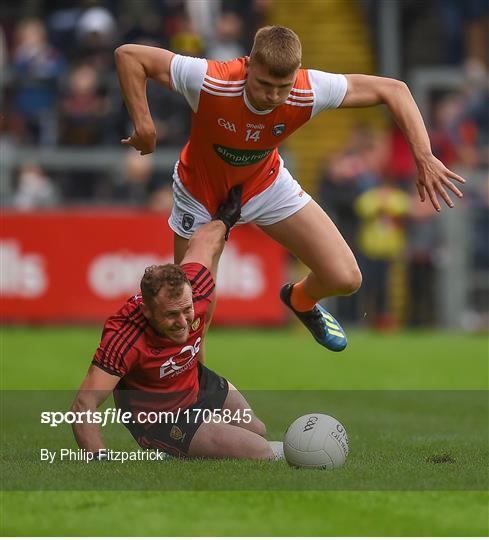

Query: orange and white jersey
[[170, 55, 347, 214]]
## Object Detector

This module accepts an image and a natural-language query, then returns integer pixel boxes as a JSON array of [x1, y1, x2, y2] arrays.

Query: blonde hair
[[250, 26, 301, 77]]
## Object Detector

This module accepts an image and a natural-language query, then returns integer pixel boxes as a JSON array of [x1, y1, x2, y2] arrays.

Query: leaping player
[[115, 25, 465, 352]]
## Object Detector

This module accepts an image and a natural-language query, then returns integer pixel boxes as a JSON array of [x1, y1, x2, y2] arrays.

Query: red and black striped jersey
[[92, 263, 214, 411]]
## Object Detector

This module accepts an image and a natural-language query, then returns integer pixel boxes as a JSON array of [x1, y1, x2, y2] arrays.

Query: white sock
[[269, 440, 284, 461]]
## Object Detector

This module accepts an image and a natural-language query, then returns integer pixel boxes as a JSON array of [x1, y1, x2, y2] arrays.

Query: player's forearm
[[71, 398, 106, 453], [383, 81, 433, 165], [72, 422, 105, 453], [187, 221, 227, 268], [114, 45, 155, 133]]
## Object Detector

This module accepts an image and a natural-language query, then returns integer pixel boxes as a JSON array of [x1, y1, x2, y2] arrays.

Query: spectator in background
[[354, 179, 410, 330], [74, 6, 117, 71], [12, 164, 59, 210], [119, 6, 166, 47], [428, 92, 462, 168], [59, 64, 109, 146], [186, 0, 220, 45], [169, 11, 204, 58], [228, 0, 274, 49], [46, 4, 83, 57], [206, 11, 245, 61], [10, 18, 65, 146], [112, 151, 154, 205], [0, 25, 6, 71], [439, 0, 489, 66], [148, 183, 174, 212], [429, 77, 488, 173], [112, 151, 172, 210], [319, 151, 362, 253], [406, 191, 439, 327], [456, 60, 489, 169], [318, 150, 362, 324], [385, 123, 417, 188], [57, 66, 112, 202], [319, 126, 389, 243]]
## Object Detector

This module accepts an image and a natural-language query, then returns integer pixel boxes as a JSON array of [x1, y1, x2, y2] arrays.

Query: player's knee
[[336, 265, 362, 296], [252, 418, 267, 438]]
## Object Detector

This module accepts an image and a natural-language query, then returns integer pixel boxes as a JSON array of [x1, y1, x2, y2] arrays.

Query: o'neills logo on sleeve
[[213, 144, 273, 167]]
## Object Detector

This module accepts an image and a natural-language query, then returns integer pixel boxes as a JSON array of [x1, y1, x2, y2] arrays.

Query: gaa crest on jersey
[[191, 318, 201, 331], [272, 123, 286, 136], [182, 213, 195, 231]]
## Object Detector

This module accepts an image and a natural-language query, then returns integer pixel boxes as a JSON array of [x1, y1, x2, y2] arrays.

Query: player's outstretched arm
[[340, 74, 465, 211], [182, 185, 243, 277], [115, 44, 175, 155], [71, 365, 120, 454], [182, 221, 228, 278]]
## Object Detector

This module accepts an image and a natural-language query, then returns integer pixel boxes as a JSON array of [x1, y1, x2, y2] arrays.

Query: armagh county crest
[[182, 213, 195, 231], [272, 123, 286, 136]]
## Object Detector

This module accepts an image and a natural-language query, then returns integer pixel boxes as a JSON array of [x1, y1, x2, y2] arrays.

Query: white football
[[284, 413, 349, 469]]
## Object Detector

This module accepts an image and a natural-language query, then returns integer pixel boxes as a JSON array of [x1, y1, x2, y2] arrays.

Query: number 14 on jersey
[[245, 129, 261, 142]]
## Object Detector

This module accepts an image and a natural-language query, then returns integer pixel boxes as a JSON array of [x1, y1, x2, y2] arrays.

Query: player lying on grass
[[115, 25, 465, 353], [71, 187, 283, 460]]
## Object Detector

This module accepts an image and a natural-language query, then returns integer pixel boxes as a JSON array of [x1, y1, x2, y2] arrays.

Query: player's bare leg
[[173, 232, 189, 267], [188, 421, 274, 459], [223, 382, 266, 436], [260, 199, 361, 298], [259, 199, 362, 351], [221, 381, 283, 459]]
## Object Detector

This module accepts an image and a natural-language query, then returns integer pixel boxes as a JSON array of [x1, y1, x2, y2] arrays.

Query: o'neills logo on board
[[213, 144, 273, 167]]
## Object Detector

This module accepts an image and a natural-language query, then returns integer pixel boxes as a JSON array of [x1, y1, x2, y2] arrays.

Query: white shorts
[[168, 162, 312, 239]]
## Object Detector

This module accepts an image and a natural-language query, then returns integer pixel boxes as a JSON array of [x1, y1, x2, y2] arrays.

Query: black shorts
[[128, 364, 229, 457]]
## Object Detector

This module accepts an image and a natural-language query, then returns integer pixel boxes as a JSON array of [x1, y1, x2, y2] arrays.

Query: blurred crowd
[[1, 0, 272, 207], [1, 0, 488, 328]]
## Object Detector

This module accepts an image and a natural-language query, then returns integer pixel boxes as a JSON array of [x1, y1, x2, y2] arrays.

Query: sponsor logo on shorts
[[182, 213, 195, 231], [272, 123, 286, 136], [213, 144, 273, 167], [217, 118, 237, 133]]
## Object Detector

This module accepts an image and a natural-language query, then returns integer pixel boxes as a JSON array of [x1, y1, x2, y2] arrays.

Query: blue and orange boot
[[279, 283, 347, 352]]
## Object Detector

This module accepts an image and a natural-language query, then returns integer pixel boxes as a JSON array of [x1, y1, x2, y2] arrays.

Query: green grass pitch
[[1, 327, 488, 536]]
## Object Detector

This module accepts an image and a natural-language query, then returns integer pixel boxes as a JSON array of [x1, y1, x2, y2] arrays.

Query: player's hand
[[121, 125, 157, 155], [213, 185, 243, 240], [415, 154, 465, 212]]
